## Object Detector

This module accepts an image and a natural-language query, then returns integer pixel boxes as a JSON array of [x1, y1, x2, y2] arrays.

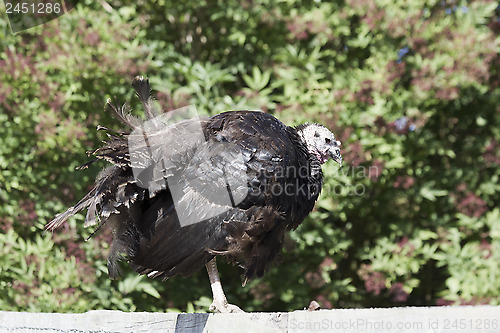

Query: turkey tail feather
[[132, 75, 158, 120], [45, 188, 96, 231], [46, 167, 144, 233], [106, 98, 141, 129]]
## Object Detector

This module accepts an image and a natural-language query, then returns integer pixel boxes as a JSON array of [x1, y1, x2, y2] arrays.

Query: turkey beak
[[329, 148, 342, 166], [328, 139, 342, 166]]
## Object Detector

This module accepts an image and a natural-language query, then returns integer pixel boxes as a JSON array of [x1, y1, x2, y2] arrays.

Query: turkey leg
[[205, 258, 244, 313]]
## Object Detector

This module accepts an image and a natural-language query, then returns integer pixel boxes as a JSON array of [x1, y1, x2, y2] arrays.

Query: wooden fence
[[1, 306, 499, 332]]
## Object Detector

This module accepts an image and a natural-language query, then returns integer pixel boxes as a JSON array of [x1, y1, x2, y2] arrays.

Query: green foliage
[[0, 229, 81, 312], [1, 0, 499, 312]]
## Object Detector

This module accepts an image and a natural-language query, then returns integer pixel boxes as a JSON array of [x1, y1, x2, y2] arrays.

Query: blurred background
[[0, 0, 499, 312]]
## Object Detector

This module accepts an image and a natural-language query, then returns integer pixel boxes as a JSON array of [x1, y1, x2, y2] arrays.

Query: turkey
[[46, 76, 342, 313]]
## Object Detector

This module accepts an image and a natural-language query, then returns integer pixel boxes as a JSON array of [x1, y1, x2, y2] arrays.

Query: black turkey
[[47, 76, 342, 313]]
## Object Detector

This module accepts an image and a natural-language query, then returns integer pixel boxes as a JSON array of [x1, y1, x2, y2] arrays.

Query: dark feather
[[132, 76, 158, 121]]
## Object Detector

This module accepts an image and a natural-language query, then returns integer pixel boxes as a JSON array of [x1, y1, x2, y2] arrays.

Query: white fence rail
[[1, 306, 499, 333]]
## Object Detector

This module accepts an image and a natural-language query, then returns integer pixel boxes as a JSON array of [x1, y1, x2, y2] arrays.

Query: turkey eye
[[325, 138, 331, 144]]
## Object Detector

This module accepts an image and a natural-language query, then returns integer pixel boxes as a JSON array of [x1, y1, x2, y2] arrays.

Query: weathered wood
[[1, 306, 499, 333]]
